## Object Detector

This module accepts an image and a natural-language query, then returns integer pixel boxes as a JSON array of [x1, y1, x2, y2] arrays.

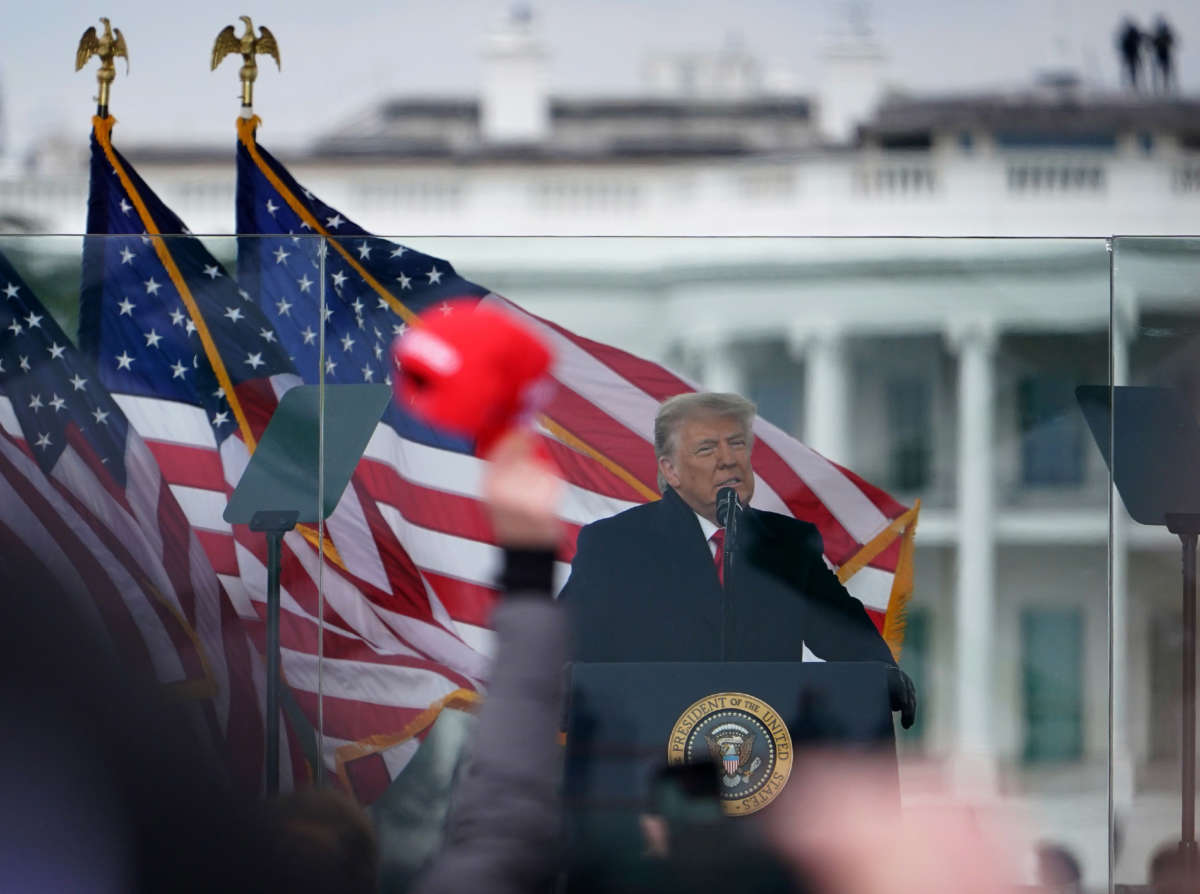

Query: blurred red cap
[[391, 300, 554, 455]]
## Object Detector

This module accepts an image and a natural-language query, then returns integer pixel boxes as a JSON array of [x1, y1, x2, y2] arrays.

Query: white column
[[791, 328, 851, 465], [948, 321, 997, 793]]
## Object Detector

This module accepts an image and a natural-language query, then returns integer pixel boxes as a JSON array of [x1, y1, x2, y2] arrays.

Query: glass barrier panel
[[1111, 236, 1200, 892], [373, 234, 1112, 889], [0, 232, 1114, 892]]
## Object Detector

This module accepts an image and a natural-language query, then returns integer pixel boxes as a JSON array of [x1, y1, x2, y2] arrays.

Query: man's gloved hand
[[887, 666, 917, 730]]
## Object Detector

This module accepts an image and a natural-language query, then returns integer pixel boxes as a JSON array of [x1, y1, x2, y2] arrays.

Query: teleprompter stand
[[224, 383, 391, 793], [1078, 385, 1200, 878]]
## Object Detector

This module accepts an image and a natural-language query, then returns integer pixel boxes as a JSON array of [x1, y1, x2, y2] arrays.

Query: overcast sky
[[3, 0, 1199, 158]]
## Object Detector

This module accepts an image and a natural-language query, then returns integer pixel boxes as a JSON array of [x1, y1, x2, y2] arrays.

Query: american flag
[[0, 246, 267, 793], [235, 119, 919, 662], [81, 117, 484, 799]]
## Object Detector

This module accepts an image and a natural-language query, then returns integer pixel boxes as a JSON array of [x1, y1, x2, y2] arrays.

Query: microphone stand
[[723, 510, 737, 591], [716, 487, 740, 660]]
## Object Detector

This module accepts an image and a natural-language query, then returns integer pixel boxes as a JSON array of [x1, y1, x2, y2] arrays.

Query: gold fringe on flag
[[882, 499, 920, 660], [334, 688, 482, 796], [835, 499, 922, 659]]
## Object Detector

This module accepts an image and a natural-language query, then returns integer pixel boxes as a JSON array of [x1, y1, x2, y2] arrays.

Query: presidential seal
[[666, 691, 793, 816]]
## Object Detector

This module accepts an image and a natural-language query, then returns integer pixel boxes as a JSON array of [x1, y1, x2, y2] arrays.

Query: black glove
[[498, 547, 557, 599], [887, 666, 917, 730]]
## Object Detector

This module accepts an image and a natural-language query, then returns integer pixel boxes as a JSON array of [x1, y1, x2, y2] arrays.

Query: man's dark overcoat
[[559, 486, 896, 665]]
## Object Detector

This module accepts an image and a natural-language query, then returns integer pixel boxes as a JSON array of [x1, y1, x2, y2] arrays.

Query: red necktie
[[711, 528, 725, 587]]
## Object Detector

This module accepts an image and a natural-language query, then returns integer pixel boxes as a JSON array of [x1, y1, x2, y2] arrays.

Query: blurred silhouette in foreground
[[1149, 841, 1192, 894], [411, 429, 568, 894], [260, 788, 378, 894], [388, 293, 568, 893], [0, 544, 268, 892], [628, 761, 793, 894], [394, 299, 564, 893], [764, 755, 1021, 894], [1035, 842, 1083, 894]]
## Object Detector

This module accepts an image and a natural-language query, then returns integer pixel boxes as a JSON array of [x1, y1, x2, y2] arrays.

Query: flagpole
[[215, 17, 290, 792], [75, 18, 129, 120]]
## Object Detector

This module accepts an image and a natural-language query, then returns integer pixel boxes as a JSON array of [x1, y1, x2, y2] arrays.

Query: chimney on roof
[[642, 32, 764, 99], [481, 5, 550, 145], [817, 1, 887, 143]]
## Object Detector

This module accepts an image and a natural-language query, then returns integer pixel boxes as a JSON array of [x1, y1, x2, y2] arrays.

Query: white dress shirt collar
[[694, 512, 720, 557]]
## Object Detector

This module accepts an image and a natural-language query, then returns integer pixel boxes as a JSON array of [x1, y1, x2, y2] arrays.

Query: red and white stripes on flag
[[0, 396, 273, 792], [112, 383, 487, 794]]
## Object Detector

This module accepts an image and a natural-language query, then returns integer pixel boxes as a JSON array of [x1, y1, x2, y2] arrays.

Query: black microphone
[[716, 486, 742, 557], [715, 487, 741, 602], [715, 486, 741, 530]]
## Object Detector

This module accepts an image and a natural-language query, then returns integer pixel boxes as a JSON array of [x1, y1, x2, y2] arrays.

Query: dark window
[[886, 378, 931, 491], [1138, 131, 1155, 154], [880, 131, 933, 151], [898, 607, 930, 748], [1018, 377, 1084, 486], [744, 343, 803, 437], [995, 131, 1116, 149], [1021, 608, 1084, 763], [1173, 166, 1200, 193], [958, 131, 974, 153], [749, 378, 800, 438]]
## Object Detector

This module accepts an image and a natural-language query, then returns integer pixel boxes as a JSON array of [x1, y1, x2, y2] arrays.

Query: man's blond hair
[[654, 392, 757, 492]]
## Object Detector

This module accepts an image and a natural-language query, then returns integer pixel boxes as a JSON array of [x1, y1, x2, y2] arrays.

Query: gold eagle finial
[[212, 16, 281, 112], [75, 17, 129, 117]]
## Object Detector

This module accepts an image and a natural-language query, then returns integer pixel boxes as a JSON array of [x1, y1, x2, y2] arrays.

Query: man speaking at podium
[[560, 392, 915, 726]]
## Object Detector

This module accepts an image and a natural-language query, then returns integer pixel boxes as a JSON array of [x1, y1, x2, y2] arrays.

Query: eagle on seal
[[706, 731, 756, 778]]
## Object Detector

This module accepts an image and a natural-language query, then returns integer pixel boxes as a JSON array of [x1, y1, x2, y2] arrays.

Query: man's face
[[659, 413, 755, 523]]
